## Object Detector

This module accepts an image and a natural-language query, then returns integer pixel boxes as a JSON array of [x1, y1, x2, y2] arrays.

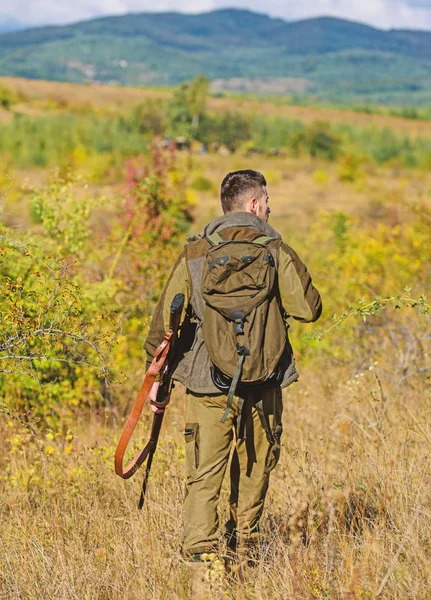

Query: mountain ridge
[[1, 9, 431, 105]]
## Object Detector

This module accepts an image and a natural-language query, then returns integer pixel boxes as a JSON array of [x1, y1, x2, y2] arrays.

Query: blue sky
[[2, 0, 431, 30]]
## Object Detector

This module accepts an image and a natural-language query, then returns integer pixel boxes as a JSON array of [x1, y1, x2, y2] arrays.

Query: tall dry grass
[[1, 311, 430, 599]]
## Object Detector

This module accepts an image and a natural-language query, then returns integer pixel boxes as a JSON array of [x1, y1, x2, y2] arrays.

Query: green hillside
[[1, 9, 431, 105]]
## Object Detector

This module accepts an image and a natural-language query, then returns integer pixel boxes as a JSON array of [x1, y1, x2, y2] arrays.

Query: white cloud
[[2, 0, 431, 30], [0, 0, 212, 26]]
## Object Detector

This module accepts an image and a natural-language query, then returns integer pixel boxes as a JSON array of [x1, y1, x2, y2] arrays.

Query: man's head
[[220, 169, 270, 222]]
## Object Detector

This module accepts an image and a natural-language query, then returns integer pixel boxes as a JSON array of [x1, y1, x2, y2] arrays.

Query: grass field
[[0, 77, 430, 600], [4, 76, 431, 137]]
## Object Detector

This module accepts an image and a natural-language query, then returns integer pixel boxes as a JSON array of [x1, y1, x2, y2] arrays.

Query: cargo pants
[[181, 386, 283, 558]]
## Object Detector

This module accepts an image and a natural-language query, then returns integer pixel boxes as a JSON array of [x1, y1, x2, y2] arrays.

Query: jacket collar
[[202, 211, 281, 239]]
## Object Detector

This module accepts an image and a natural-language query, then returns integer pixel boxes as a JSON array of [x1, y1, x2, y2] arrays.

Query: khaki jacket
[[144, 212, 322, 394]]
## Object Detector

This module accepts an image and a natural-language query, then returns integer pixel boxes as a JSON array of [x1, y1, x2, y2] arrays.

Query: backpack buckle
[[235, 320, 244, 335], [236, 343, 250, 356], [230, 311, 246, 335]]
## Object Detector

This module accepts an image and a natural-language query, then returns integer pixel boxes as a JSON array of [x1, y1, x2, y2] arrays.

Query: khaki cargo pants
[[182, 386, 283, 558]]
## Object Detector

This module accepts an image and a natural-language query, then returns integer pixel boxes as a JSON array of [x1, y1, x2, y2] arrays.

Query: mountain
[[0, 19, 25, 34], [1, 9, 431, 105]]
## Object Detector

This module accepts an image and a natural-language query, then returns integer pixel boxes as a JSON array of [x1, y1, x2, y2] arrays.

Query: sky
[[2, 0, 431, 31]]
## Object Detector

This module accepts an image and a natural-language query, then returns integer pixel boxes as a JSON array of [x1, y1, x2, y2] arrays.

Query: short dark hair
[[220, 170, 267, 214]]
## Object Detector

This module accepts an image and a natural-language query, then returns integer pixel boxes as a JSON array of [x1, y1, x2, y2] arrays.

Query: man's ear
[[249, 197, 257, 215]]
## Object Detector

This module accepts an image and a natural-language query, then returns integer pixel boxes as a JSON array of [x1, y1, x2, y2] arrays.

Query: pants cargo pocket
[[264, 424, 282, 474], [184, 422, 200, 473]]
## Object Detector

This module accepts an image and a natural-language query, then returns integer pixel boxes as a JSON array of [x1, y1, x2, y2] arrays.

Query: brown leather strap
[[114, 331, 173, 479]]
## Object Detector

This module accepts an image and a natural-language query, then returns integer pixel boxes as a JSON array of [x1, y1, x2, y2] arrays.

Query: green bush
[[0, 113, 148, 168], [191, 175, 216, 192], [125, 99, 167, 135], [0, 84, 23, 110], [291, 121, 341, 161], [251, 115, 304, 149]]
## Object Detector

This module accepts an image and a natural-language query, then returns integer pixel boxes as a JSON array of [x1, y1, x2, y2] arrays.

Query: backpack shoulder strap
[[206, 232, 277, 247], [252, 235, 278, 246], [206, 232, 226, 247]]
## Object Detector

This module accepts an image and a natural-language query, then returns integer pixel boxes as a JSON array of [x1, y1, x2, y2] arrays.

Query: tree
[[167, 75, 209, 137], [188, 75, 209, 130]]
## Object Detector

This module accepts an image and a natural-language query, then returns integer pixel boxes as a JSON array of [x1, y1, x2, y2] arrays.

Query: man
[[144, 170, 321, 591]]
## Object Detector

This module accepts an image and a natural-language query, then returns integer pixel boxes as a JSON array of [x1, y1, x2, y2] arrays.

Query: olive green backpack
[[201, 232, 287, 421]]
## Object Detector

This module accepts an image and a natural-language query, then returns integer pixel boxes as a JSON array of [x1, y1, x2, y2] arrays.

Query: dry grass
[[189, 152, 431, 234], [1, 318, 430, 599], [7, 149, 425, 235], [0, 77, 170, 114]]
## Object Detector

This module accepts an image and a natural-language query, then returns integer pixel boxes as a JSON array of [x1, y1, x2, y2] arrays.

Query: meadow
[[0, 77, 430, 599]]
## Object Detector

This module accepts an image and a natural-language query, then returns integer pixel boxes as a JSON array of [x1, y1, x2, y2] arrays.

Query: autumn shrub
[[285, 200, 430, 374], [0, 145, 193, 430], [0, 175, 114, 428]]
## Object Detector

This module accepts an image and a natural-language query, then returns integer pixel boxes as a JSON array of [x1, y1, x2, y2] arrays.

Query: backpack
[[201, 231, 287, 421]]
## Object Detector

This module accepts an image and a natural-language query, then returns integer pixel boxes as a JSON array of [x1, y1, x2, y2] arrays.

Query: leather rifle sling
[[114, 331, 173, 479]]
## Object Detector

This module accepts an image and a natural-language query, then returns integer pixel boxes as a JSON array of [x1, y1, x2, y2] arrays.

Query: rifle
[[114, 293, 185, 509]]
